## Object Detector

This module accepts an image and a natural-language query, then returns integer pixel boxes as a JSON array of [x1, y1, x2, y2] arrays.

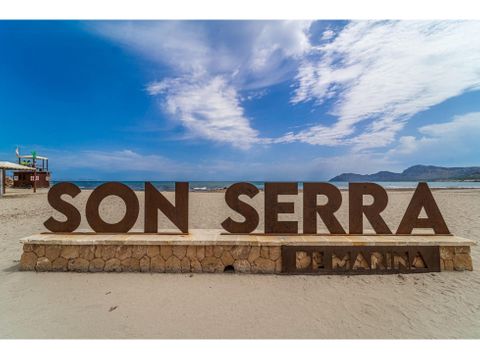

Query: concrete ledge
[[21, 229, 476, 247], [19, 230, 475, 273]]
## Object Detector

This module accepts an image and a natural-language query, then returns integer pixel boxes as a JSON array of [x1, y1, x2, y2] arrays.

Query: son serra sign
[[44, 181, 450, 235]]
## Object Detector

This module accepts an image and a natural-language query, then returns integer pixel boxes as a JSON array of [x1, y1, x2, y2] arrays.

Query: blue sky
[[1, 20, 480, 181]]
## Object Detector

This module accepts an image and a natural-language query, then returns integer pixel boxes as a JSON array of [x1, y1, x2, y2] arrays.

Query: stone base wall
[[440, 246, 473, 271], [19, 243, 472, 273], [19, 244, 282, 273]]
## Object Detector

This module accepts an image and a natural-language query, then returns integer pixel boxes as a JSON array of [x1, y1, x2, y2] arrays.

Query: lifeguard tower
[[13, 147, 51, 189]]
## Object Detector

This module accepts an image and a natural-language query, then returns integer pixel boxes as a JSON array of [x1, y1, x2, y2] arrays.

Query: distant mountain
[[329, 165, 480, 182]]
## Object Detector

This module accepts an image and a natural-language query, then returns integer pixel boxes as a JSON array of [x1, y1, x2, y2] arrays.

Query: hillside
[[329, 165, 480, 182]]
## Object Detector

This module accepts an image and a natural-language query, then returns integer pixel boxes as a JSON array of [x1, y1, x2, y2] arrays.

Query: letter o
[[86, 182, 139, 233]]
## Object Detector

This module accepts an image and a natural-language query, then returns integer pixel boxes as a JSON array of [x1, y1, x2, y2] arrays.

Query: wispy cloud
[[94, 21, 312, 148], [147, 76, 262, 149], [388, 112, 480, 163], [94, 21, 480, 154], [288, 21, 480, 150]]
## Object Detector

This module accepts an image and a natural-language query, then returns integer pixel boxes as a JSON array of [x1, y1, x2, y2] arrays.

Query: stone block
[[140, 256, 150, 272], [116, 246, 132, 260], [160, 245, 173, 260], [36, 257, 52, 271], [205, 245, 214, 257], [213, 246, 223, 258], [275, 258, 282, 272], [78, 246, 95, 260], [231, 246, 250, 260], [101, 245, 117, 260], [190, 259, 202, 272], [296, 251, 311, 269], [453, 254, 473, 271], [150, 255, 165, 272], [233, 259, 250, 273], [221, 251, 234, 266], [252, 258, 275, 273], [23, 244, 34, 252], [270, 247, 281, 261], [173, 245, 187, 259], [68, 258, 90, 272], [94, 246, 102, 258], [455, 246, 471, 254], [260, 246, 269, 259], [20, 252, 37, 271], [444, 259, 454, 271], [186, 245, 197, 259], [33, 245, 45, 257], [104, 258, 122, 272], [131, 246, 147, 259], [201, 256, 223, 272], [181, 257, 190, 272], [166, 256, 182, 272], [61, 246, 80, 260], [196, 246, 205, 261], [45, 245, 62, 261], [121, 258, 140, 272], [89, 258, 105, 272], [440, 247, 454, 260], [52, 257, 68, 271], [248, 246, 260, 263], [146, 246, 160, 258]]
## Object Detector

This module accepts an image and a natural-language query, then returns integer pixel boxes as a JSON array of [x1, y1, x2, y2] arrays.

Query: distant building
[[13, 148, 51, 189]]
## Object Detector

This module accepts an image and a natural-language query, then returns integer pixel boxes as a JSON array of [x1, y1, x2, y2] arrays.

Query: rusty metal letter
[[221, 182, 259, 233], [44, 182, 81, 232], [396, 182, 450, 234], [145, 182, 189, 233], [303, 182, 346, 234], [265, 182, 298, 234], [86, 182, 139, 233], [349, 183, 392, 234]]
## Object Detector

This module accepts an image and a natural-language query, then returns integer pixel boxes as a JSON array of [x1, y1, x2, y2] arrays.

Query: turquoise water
[[52, 180, 480, 191]]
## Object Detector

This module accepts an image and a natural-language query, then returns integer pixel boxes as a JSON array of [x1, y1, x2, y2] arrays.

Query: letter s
[[44, 182, 81, 232], [221, 182, 259, 233]]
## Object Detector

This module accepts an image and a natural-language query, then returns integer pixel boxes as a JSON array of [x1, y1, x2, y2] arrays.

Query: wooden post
[[0, 169, 4, 196], [33, 166, 37, 193]]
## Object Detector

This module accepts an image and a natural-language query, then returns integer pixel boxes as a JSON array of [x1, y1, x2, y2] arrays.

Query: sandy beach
[[0, 188, 479, 339]]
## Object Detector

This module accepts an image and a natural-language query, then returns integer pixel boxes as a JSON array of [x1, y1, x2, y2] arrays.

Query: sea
[[52, 180, 480, 191]]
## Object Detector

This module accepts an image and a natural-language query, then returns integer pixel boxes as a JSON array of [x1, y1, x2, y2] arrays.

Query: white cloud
[[94, 21, 312, 148], [289, 21, 480, 150], [321, 29, 335, 40], [55, 149, 179, 172], [147, 76, 262, 149], [387, 112, 480, 164], [94, 21, 480, 154], [48, 148, 349, 180]]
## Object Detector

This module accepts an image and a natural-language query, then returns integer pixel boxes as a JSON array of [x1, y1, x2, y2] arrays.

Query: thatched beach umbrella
[[0, 161, 35, 197]]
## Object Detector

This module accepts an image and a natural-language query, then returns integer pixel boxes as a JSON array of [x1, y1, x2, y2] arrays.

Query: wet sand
[[0, 188, 479, 338]]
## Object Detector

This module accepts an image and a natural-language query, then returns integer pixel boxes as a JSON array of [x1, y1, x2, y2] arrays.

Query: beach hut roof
[[16, 155, 48, 160], [0, 161, 36, 170]]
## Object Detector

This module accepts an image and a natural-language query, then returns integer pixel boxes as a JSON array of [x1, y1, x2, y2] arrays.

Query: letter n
[[144, 182, 189, 233]]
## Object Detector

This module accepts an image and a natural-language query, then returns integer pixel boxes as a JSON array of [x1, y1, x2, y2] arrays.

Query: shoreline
[[5, 186, 480, 195]]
